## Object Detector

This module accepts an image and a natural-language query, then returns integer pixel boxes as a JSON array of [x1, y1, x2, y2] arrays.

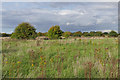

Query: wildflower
[[32, 64, 34, 67], [17, 61, 21, 64], [6, 61, 8, 64], [105, 48, 109, 52], [44, 61, 46, 65]]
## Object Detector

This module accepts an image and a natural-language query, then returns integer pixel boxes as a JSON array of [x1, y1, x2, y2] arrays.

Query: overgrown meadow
[[2, 37, 118, 78]]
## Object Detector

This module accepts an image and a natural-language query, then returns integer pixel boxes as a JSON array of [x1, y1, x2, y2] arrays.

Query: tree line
[[0, 22, 119, 39]]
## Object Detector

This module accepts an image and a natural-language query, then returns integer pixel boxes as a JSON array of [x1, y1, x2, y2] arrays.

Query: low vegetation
[[2, 37, 118, 78]]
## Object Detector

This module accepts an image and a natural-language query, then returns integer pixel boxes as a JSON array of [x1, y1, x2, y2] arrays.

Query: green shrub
[[95, 31, 103, 36], [73, 31, 82, 37], [62, 31, 72, 38], [37, 32, 43, 36], [83, 32, 90, 37], [109, 30, 118, 37], [89, 31, 103, 37], [48, 25, 63, 39], [11, 22, 37, 39], [0, 33, 11, 37]]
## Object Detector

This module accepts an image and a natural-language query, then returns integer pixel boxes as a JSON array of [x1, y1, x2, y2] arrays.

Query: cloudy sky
[[2, 2, 118, 33]]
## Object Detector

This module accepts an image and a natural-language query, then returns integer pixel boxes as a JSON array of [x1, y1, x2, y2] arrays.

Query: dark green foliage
[[109, 30, 118, 37], [83, 32, 90, 37], [62, 31, 72, 38], [37, 32, 43, 36], [11, 22, 37, 39], [95, 31, 103, 36], [43, 32, 48, 36], [89, 31, 103, 37], [0, 33, 11, 37], [48, 25, 63, 39], [103, 32, 108, 35], [103, 32, 109, 37], [73, 31, 82, 37], [89, 31, 96, 37], [37, 32, 48, 36]]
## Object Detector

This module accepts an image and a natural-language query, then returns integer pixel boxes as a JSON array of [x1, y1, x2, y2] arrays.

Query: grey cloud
[[2, 2, 118, 33]]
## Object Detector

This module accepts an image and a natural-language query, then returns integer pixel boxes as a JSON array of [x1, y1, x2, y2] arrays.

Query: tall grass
[[2, 38, 118, 78]]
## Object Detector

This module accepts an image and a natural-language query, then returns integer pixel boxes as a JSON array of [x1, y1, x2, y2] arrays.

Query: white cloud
[[57, 10, 85, 16], [66, 22, 74, 25], [1, 32, 5, 33], [101, 30, 112, 32]]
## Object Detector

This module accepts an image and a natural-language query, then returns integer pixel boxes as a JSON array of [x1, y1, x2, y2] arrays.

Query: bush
[[89, 31, 96, 37], [83, 32, 90, 37], [37, 32, 43, 36], [73, 31, 82, 37], [48, 25, 63, 39], [43, 32, 48, 36], [62, 31, 72, 38], [109, 30, 118, 37], [11, 22, 37, 39], [0, 33, 11, 37], [95, 31, 103, 36], [89, 31, 103, 37], [103, 32, 108, 35]]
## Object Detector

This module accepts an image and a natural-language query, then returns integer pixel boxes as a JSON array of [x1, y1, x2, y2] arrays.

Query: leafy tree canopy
[[62, 31, 72, 38], [73, 31, 82, 37], [11, 22, 37, 39], [48, 25, 63, 39], [109, 30, 118, 37]]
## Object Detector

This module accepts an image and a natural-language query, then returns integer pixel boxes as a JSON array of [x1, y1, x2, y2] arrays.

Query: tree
[[1, 33, 11, 37], [103, 32, 108, 35], [41, 32, 48, 36], [109, 30, 118, 37], [37, 32, 43, 36], [83, 32, 90, 37], [62, 31, 72, 38], [89, 31, 96, 37], [89, 31, 103, 37], [11, 22, 37, 39], [48, 25, 63, 39], [103, 32, 108, 37], [95, 31, 103, 36], [73, 31, 82, 37]]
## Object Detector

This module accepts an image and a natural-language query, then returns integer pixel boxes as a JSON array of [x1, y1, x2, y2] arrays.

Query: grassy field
[[1, 37, 118, 78]]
